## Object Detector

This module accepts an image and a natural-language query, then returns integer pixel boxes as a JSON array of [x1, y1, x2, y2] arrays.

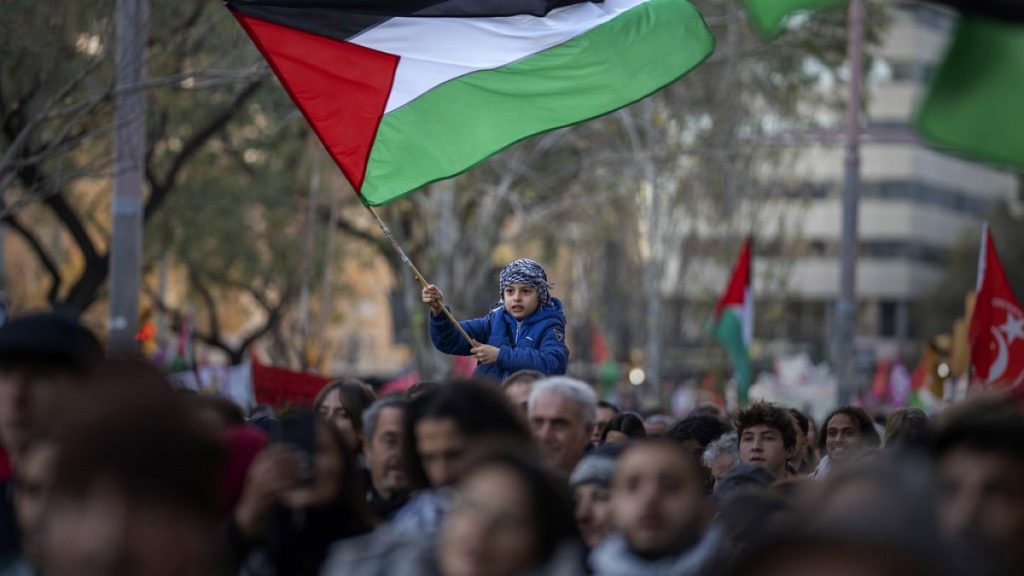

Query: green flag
[[915, 16, 1024, 171], [743, 0, 847, 38]]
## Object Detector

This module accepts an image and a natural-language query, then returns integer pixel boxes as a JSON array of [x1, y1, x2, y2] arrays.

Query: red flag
[[969, 224, 1024, 390], [251, 357, 332, 408]]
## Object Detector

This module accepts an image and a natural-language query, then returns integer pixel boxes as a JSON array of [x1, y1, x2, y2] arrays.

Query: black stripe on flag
[[227, 0, 600, 42]]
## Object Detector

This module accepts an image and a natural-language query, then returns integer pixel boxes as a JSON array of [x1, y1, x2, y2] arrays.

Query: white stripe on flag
[[350, 0, 651, 113]]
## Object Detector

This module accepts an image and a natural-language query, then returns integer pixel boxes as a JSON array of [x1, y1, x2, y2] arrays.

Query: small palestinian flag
[[710, 238, 753, 406], [227, 0, 714, 206]]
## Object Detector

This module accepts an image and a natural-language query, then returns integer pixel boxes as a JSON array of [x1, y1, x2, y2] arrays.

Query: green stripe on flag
[[915, 16, 1024, 172], [712, 308, 752, 406], [359, 0, 713, 206], [742, 0, 847, 38]]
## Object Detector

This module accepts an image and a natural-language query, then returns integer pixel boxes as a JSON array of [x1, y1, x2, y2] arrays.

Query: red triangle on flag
[[969, 224, 1024, 390], [714, 238, 752, 320], [232, 13, 399, 193]]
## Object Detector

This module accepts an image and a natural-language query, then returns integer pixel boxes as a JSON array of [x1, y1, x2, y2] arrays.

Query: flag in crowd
[[969, 224, 1024, 390], [710, 238, 754, 406]]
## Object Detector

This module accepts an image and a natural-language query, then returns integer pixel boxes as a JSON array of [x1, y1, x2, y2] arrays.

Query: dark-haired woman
[[226, 417, 375, 576], [313, 379, 377, 449]]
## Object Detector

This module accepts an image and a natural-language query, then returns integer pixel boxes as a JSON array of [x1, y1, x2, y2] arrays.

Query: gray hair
[[528, 377, 598, 428], [362, 396, 408, 441], [702, 431, 739, 467]]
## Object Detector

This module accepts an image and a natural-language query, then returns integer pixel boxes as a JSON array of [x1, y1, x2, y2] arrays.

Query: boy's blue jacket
[[429, 297, 569, 382]]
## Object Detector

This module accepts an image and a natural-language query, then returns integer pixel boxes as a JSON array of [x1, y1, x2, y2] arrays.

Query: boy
[[421, 258, 568, 383], [733, 401, 799, 480]]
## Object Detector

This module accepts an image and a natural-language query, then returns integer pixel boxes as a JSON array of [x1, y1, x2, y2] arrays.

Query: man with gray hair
[[701, 432, 739, 490], [361, 396, 411, 520], [528, 377, 597, 475]]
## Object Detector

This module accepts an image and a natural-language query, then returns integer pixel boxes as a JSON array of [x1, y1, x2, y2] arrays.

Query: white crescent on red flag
[[969, 224, 1024, 390]]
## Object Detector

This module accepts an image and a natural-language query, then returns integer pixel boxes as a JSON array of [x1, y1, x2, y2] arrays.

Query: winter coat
[[589, 525, 725, 576], [429, 298, 569, 383]]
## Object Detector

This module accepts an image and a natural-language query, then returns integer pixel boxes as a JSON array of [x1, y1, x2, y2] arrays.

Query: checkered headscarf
[[498, 258, 553, 307]]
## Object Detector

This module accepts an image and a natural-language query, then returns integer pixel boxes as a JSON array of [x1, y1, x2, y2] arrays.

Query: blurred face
[[825, 414, 863, 464], [317, 390, 358, 447], [364, 407, 408, 498], [503, 284, 540, 320], [281, 422, 344, 508], [592, 407, 617, 444], [938, 446, 1024, 563], [14, 441, 57, 562], [42, 483, 218, 576], [416, 418, 468, 488], [440, 465, 540, 576], [740, 424, 792, 479], [504, 381, 533, 415], [530, 392, 593, 474], [612, 444, 707, 558], [0, 365, 75, 455], [574, 483, 613, 549]]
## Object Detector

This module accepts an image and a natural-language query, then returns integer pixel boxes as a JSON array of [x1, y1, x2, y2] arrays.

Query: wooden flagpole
[[364, 203, 475, 346]]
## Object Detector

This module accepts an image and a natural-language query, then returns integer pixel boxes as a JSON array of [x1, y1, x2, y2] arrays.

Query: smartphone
[[274, 409, 317, 485]]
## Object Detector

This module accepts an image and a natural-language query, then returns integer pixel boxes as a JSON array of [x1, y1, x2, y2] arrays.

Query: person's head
[[187, 393, 245, 434], [13, 435, 57, 564], [275, 411, 375, 532], [0, 312, 102, 456], [701, 431, 739, 488], [361, 395, 410, 499], [820, 406, 880, 465], [405, 380, 531, 489], [883, 408, 930, 450], [40, 364, 224, 576], [497, 258, 553, 320], [690, 403, 724, 419], [501, 370, 543, 414], [592, 400, 620, 444], [569, 447, 619, 549], [668, 414, 733, 493], [599, 411, 646, 445], [667, 414, 733, 459], [713, 462, 778, 505], [787, 408, 813, 471], [644, 414, 674, 438], [734, 402, 799, 479], [611, 439, 710, 559], [313, 378, 377, 448], [528, 377, 597, 474], [933, 395, 1024, 574], [439, 444, 578, 576]]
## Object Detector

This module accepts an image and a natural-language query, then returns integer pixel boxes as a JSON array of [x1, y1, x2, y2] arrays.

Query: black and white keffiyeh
[[498, 258, 553, 307]]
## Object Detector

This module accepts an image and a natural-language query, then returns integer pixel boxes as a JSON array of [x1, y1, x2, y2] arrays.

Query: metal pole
[[836, 0, 864, 405], [108, 0, 149, 356]]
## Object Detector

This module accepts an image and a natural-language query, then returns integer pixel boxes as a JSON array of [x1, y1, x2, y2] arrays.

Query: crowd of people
[[1, 311, 1023, 576]]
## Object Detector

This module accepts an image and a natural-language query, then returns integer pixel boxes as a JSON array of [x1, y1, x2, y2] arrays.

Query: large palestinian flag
[[710, 238, 753, 406], [227, 0, 714, 206]]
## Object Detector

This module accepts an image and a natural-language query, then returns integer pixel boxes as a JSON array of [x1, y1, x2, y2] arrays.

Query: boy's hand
[[470, 340, 499, 365], [421, 284, 444, 315]]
